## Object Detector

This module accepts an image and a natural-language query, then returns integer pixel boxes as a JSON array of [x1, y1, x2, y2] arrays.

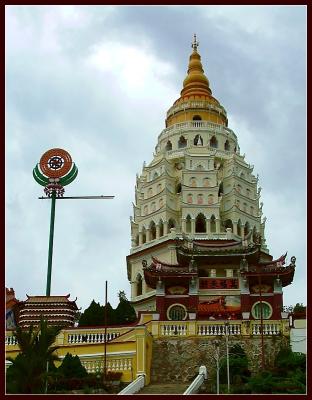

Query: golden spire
[[180, 34, 212, 98]]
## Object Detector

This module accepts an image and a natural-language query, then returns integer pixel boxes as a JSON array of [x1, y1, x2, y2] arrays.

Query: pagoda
[[126, 35, 296, 322], [17, 294, 78, 328]]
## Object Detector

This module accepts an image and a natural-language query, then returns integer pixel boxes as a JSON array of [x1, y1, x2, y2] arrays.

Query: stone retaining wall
[[150, 336, 289, 383]]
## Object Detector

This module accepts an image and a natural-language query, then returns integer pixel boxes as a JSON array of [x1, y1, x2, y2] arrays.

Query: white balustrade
[[67, 331, 121, 344], [81, 357, 132, 374], [183, 366, 207, 395], [118, 374, 145, 395], [197, 323, 241, 336], [160, 323, 188, 336], [5, 335, 18, 345], [251, 323, 280, 335]]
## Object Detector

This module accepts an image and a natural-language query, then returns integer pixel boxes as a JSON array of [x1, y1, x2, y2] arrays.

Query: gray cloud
[[6, 5, 306, 310]]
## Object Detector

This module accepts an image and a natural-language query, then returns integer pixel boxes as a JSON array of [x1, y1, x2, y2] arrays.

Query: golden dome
[[165, 35, 228, 128], [181, 41, 212, 98]]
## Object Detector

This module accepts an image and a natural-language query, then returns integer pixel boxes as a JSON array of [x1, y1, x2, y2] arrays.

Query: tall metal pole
[[46, 190, 56, 296], [259, 275, 265, 370], [103, 280, 108, 384], [216, 342, 220, 395], [225, 322, 230, 393]]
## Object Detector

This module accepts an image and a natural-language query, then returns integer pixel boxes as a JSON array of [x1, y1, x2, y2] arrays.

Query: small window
[[166, 141, 172, 151], [178, 136, 187, 148], [193, 115, 202, 121], [136, 274, 143, 296], [197, 194, 204, 205], [167, 304, 187, 321], [224, 140, 230, 151], [190, 177, 197, 187], [187, 194, 193, 204], [251, 301, 273, 319], [210, 136, 218, 148], [194, 134, 203, 146]]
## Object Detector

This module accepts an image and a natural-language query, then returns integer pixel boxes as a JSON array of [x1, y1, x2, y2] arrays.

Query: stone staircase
[[138, 383, 190, 395]]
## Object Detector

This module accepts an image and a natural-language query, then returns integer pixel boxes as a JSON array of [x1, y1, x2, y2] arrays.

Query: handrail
[[118, 374, 145, 395], [183, 366, 207, 395]]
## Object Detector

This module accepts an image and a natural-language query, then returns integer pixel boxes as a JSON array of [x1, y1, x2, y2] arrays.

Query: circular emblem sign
[[39, 148, 72, 178]]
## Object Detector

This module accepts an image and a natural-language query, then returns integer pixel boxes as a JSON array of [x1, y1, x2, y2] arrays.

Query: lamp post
[[212, 339, 220, 395], [225, 322, 230, 393], [33, 148, 114, 393]]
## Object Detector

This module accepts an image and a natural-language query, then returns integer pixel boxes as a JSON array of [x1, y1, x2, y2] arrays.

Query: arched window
[[142, 227, 146, 244], [218, 182, 224, 197], [187, 193, 193, 204], [186, 215, 192, 233], [208, 194, 214, 205], [252, 226, 257, 243], [237, 220, 242, 236], [193, 115, 202, 121], [159, 198, 164, 208], [195, 213, 206, 233], [165, 141, 172, 151], [178, 136, 187, 148], [167, 304, 187, 321], [190, 177, 197, 187], [236, 184, 242, 193], [176, 183, 182, 194], [210, 215, 216, 233], [244, 222, 250, 236], [240, 172, 245, 179], [143, 205, 148, 215], [148, 188, 153, 197], [153, 172, 159, 180], [194, 134, 203, 146], [224, 219, 233, 232], [224, 140, 230, 151], [157, 184, 162, 193], [168, 219, 176, 230], [236, 200, 240, 209], [203, 178, 210, 187], [159, 220, 164, 237], [246, 188, 251, 198], [151, 202, 156, 212], [150, 221, 156, 240], [136, 274, 143, 296], [243, 203, 247, 212], [251, 301, 272, 320], [197, 194, 204, 205], [210, 136, 218, 148], [250, 206, 254, 215]]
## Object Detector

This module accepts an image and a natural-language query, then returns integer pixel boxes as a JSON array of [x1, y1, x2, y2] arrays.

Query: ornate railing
[[197, 322, 241, 336], [251, 321, 281, 335], [159, 323, 188, 336], [81, 357, 133, 374]]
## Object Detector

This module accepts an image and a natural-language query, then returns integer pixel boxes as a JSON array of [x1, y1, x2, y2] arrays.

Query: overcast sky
[[5, 5, 306, 312]]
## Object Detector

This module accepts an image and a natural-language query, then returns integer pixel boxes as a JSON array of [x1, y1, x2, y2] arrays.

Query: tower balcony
[[158, 121, 237, 142]]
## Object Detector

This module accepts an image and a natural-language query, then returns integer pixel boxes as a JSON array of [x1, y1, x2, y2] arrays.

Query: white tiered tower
[[127, 36, 268, 314]]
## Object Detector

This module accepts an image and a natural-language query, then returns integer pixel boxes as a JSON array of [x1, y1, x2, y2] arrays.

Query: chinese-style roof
[[241, 256, 296, 287], [176, 237, 265, 265], [143, 256, 197, 288]]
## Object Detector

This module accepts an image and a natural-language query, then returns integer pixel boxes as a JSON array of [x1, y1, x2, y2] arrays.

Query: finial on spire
[[192, 34, 199, 52]]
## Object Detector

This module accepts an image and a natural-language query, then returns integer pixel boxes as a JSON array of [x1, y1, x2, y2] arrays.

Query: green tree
[[57, 353, 88, 378], [246, 346, 306, 394], [114, 292, 137, 324], [78, 300, 117, 326], [293, 303, 306, 313], [6, 318, 62, 393], [219, 344, 251, 387]]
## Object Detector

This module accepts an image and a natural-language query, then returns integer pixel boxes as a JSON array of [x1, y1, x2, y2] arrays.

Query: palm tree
[[6, 317, 63, 393]]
